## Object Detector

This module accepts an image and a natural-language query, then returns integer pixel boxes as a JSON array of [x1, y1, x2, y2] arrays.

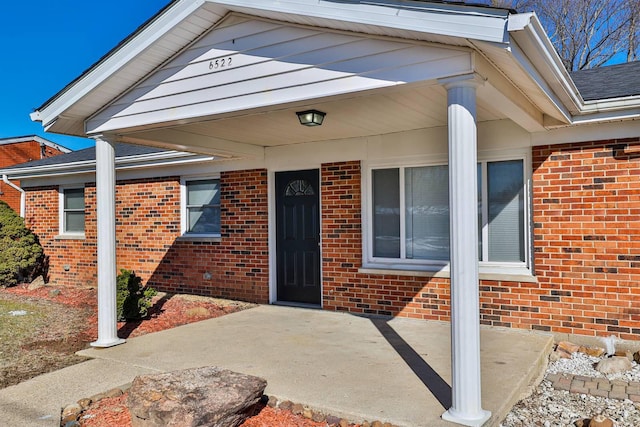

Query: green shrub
[[116, 269, 157, 321], [0, 201, 45, 287]]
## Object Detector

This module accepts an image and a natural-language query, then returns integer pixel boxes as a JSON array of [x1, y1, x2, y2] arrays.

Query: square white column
[[441, 75, 490, 426], [91, 136, 125, 348]]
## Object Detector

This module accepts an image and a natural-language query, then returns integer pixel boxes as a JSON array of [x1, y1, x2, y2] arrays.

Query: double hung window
[[60, 187, 85, 235], [369, 158, 526, 268], [182, 178, 221, 236]]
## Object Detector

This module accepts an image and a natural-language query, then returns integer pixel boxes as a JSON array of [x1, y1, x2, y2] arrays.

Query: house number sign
[[209, 57, 233, 70]]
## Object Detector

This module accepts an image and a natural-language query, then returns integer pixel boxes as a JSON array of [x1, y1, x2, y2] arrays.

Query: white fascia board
[[507, 13, 580, 117], [507, 12, 640, 125], [210, 0, 510, 43], [0, 152, 215, 181], [32, 0, 208, 131], [0, 135, 72, 153]]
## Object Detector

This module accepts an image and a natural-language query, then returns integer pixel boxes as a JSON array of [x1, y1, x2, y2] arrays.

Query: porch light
[[296, 109, 326, 126]]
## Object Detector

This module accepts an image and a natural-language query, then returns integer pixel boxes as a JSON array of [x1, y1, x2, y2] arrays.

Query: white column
[[91, 136, 125, 348], [441, 76, 491, 426]]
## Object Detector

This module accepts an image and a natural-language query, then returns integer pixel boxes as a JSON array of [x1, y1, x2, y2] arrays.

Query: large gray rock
[[128, 366, 267, 427], [595, 356, 633, 375]]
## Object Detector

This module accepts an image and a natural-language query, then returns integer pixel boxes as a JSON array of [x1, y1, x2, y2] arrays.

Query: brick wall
[[319, 146, 640, 341], [24, 144, 640, 340], [26, 170, 269, 303], [527, 138, 640, 340], [321, 161, 452, 321], [0, 140, 66, 212]]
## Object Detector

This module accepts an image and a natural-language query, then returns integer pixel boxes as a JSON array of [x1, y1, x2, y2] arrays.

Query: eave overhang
[[29, 0, 640, 142], [0, 150, 215, 181]]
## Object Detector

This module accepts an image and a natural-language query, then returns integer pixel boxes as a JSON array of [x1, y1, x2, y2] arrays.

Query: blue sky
[[0, 1, 170, 151]]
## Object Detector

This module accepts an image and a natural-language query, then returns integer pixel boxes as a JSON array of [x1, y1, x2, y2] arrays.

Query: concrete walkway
[[0, 305, 553, 427]]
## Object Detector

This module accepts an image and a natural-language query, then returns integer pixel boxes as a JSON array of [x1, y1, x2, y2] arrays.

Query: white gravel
[[501, 353, 640, 427], [547, 352, 640, 382]]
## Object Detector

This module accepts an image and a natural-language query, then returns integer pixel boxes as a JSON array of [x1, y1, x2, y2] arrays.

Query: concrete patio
[[0, 304, 553, 426]]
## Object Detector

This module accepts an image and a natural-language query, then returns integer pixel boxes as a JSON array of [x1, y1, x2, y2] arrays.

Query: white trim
[[58, 185, 86, 238], [0, 135, 71, 153], [362, 149, 533, 275], [0, 151, 216, 181], [180, 175, 222, 238], [33, 0, 208, 131], [2, 175, 26, 217]]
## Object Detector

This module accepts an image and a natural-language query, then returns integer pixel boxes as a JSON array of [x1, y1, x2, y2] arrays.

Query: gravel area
[[501, 351, 640, 427], [547, 352, 640, 382]]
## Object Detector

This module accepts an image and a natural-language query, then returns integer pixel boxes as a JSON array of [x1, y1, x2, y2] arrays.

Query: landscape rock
[[589, 414, 614, 427], [291, 402, 304, 415], [634, 351, 640, 364], [28, 275, 45, 290], [578, 345, 605, 358], [557, 341, 580, 358], [614, 350, 634, 361], [595, 356, 633, 375], [77, 398, 92, 410], [60, 403, 82, 424], [127, 366, 267, 427]]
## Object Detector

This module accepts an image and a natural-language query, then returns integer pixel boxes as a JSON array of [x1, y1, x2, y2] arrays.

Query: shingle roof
[[571, 61, 640, 101], [0, 143, 167, 170]]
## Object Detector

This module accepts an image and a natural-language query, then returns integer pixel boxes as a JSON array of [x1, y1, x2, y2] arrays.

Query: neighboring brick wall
[[25, 170, 269, 304], [0, 140, 66, 212]]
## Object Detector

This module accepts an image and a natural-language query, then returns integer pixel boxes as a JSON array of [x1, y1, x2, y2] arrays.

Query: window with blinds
[[371, 159, 525, 264]]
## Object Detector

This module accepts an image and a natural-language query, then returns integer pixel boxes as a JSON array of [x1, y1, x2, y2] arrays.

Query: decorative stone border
[[61, 388, 399, 427], [546, 373, 640, 402]]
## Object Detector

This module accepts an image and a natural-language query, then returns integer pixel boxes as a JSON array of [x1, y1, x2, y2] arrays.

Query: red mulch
[[5, 284, 359, 427], [78, 393, 337, 427]]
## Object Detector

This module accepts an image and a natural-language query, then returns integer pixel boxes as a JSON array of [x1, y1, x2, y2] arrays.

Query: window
[[60, 187, 85, 235], [368, 158, 527, 269], [182, 178, 221, 236]]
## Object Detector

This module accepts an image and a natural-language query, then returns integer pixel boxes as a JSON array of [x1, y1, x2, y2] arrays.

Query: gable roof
[[571, 61, 640, 101], [0, 142, 215, 180], [0, 135, 71, 153], [0, 143, 164, 170], [29, 0, 640, 140]]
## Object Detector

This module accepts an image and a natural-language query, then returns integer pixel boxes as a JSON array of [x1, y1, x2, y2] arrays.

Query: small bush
[[0, 201, 45, 287], [116, 269, 157, 321]]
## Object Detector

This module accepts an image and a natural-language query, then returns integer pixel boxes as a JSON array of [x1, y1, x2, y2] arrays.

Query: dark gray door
[[275, 169, 321, 304]]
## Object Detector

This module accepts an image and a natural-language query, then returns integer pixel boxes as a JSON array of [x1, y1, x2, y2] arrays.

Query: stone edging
[[546, 373, 640, 402], [61, 388, 399, 427]]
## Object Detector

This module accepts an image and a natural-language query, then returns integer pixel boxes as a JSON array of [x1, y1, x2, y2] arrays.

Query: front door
[[275, 169, 321, 305]]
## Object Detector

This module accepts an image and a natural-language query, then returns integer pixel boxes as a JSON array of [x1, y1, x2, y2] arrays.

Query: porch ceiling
[[117, 82, 506, 156]]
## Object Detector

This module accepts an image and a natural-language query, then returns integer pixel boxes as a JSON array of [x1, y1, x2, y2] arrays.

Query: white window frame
[[362, 150, 532, 277], [180, 176, 221, 238], [58, 186, 85, 237]]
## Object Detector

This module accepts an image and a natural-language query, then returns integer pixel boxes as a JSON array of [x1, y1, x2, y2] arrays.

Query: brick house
[[4, 1, 640, 423], [0, 135, 69, 213]]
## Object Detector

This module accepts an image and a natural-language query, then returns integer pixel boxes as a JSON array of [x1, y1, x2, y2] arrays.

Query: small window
[[61, 187, 85, 234], [183, 179, 221, 235]]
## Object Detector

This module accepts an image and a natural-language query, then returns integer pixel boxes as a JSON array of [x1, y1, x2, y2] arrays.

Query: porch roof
[[30, 0, 640, 151]]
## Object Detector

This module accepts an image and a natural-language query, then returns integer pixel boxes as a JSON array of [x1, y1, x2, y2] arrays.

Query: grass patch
[[0, 293, 91, 387], [0, 299, 48, 363]]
